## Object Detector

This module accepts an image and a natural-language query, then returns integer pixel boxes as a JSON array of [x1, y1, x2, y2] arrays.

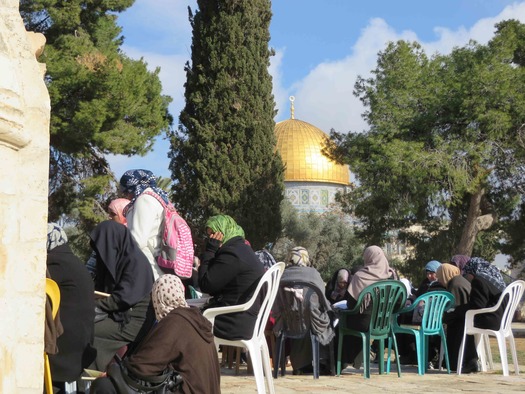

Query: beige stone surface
[[220, 363, 525, 393], [0, 1, 50, 392]]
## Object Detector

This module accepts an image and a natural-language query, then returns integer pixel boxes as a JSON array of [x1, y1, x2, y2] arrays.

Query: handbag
[[107, 361, 183, 393]]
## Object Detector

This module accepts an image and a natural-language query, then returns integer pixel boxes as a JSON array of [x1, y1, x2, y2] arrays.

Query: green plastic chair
[[336, 280, 407, 379], [387, 291, 455, 375]]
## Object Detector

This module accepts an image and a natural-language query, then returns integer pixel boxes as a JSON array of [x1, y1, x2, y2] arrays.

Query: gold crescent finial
[[289, 96, 295, 120]]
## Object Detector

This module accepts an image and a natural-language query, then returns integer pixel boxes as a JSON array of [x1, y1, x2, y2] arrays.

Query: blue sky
[[107, 0, 525, 179]]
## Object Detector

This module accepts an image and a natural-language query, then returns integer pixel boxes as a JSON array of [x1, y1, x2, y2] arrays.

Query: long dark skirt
[[92, 297, 155, 371]]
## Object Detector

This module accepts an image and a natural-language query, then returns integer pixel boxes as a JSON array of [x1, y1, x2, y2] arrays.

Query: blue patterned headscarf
[[464, 257, 506, 292], [119, 169, 169, 204], [47, 223, 68, 251]]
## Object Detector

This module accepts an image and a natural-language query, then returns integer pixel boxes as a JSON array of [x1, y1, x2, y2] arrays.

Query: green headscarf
[[206, 215, 245, 244]]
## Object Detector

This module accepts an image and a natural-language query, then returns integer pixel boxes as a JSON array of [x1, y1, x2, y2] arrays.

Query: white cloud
[[278, 2, 525, 134]]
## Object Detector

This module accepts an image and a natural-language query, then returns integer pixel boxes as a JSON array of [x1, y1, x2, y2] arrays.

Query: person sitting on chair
[[338, 245, 397, 368], [325, 268, 352, 305], [443, 257, 507, 373], [198, 214, 265, 340], [90, 274, 221, 394], [90, 220, 155, 371], [46, 223, 97, 391], [273, 246, 335, 375]]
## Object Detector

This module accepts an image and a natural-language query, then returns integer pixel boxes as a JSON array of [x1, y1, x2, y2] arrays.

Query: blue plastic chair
[[336, 280, 407, 379], [388, 291, 455, 375]]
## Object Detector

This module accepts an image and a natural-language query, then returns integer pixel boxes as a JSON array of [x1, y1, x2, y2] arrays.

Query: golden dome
[[275, 118, 350, 185]]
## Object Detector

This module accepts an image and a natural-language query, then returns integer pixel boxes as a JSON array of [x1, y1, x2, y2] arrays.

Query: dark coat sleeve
[[198, 239, 240, 295]]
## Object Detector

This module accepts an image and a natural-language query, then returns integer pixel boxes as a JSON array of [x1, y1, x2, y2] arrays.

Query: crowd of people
[[44, 168, 515, 393]]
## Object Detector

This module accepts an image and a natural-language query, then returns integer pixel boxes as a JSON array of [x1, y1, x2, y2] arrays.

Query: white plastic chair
[[457, 279, 525, 376], [203, 262, 285, 394]]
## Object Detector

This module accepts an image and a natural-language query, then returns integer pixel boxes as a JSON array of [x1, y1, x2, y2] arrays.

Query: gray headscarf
[[47, 223, 68, 251]]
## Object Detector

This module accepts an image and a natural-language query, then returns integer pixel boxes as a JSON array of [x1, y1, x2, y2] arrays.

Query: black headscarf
[[90, 221, 154, 317]]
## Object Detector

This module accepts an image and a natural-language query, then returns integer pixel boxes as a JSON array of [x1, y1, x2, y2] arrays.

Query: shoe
[[461, 359, 479, 374], [428, 361, 435, 370]]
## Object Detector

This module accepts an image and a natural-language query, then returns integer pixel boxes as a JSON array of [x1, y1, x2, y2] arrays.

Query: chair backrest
[[498, 280, 525, 335], [413, 291, 454, 334], [251, 262, 285, 341], [355, 280, 407, 337], [45, 278, 61, 319], [275, 280, 329, 339]]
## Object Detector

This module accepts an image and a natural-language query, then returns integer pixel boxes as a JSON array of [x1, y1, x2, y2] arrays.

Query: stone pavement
[[220, 324, 525, 393], [220, 363, 525, 393]]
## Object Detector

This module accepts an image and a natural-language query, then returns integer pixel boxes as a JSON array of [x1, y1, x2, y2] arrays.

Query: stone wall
[[0, 1, 50, 392]]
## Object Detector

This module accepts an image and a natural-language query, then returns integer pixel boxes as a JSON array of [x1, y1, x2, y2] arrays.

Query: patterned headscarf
[[451, 255, 470, 274], [108, 198, 131, 226], [425, 260, 441, 273], [119, 169, 169, 204], [46, 223, 68, 251], [287, 246, 310, 267], [464, 257, 506, 292], [151, 274, 188, 321], [255, 249, 277, 271], [205, 215, 245, 244], [436, 264, 460, 288]]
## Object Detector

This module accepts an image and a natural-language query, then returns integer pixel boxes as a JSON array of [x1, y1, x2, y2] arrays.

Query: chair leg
[[377, 338, 385, 375], [440, 331, 451, 374], [246, 342, 267, 394], [261, 341, 275, 394], [44, 353, 53, 394], [337, 332, 344, 376], [496, 334, 509, 376], [476, 335, 488, 372], [391, 333, 402, 378], [362, 335, 370, 379], [457, 332, 467, 375], [484, 334, 493, 371], [311, 334, 320, 379], [273, 334, 284, 379], [508, 333, 519, 375], [329, 340, 335, 376]]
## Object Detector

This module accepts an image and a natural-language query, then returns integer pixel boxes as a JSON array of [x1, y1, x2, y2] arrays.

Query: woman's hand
[[209, 231, 224, 243]]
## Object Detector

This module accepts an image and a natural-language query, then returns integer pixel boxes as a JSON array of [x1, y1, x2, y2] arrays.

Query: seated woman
[[90, 220, 155, 371], [436, 263, 472, 370], [46, 223, 97, 390], [86, 198, 130, 280], [339, 245, 397, 367], [444, 257, 507, 373], [325, 268, 352, 305], [198, 214, 265, 340], [90, 275, 220, 394], [450, 254, 471, 275], [272, 247, 334, 375]]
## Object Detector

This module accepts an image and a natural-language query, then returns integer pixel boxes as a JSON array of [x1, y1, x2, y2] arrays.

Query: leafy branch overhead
[[329, 19, 525, 269]]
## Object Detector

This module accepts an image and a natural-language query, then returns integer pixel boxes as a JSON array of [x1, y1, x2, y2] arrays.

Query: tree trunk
[[456, 188, 495, 256]]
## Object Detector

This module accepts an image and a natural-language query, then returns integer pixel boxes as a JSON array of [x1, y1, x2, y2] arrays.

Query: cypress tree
[[170, 0, 284, 249]]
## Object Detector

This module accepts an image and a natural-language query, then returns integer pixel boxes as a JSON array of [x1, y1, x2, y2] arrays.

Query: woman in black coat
[[444, 257, 507, 372], [199, 214, 264, 340], [90, 220, 155, 371], [46, 223, 97, 389]]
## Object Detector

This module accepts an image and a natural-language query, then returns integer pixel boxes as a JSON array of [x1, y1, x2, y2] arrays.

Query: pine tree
[[20, 0, 172, 228], [170, 0, 284, 250]]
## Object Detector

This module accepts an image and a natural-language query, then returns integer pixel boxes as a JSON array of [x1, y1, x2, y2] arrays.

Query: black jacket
[[199, 236, 264, 340]]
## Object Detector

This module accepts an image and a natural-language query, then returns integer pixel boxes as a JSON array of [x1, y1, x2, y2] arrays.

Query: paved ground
[[220, 363, 525, 393], [220, 323, 525, 393]]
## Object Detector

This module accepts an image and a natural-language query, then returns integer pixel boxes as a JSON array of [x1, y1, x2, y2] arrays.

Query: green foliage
[[272, 200, 364, 281], [170, 0, 284, 249], [21, 0, 172, 232], [330, 20, 525, 268]]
